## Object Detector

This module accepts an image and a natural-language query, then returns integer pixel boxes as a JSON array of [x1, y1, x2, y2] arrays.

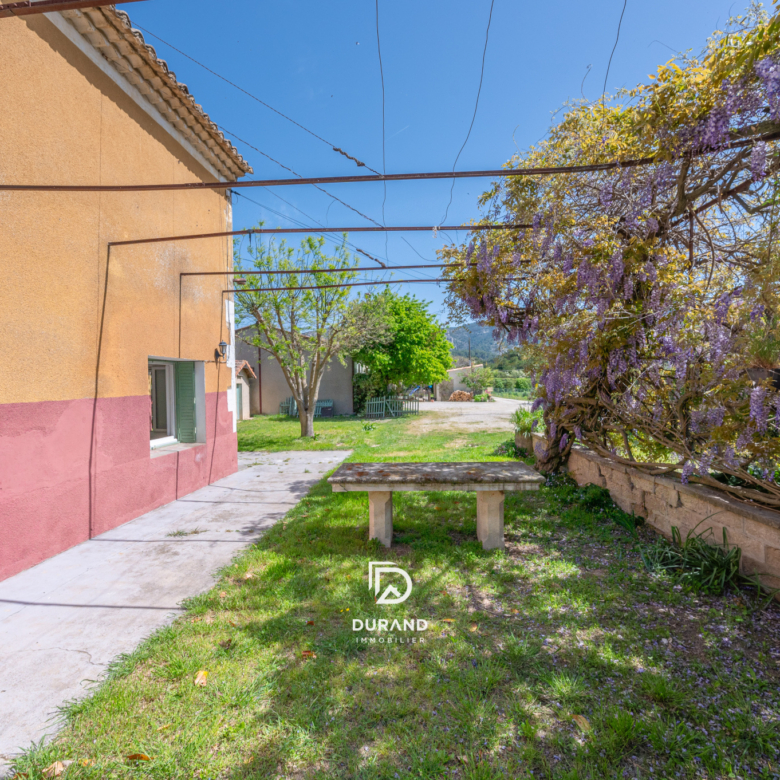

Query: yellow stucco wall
[[0, 13, 235, 404]]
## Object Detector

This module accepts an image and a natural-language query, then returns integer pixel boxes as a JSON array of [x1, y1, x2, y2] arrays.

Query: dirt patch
[[505, 540, 545, 559], [387, 541, 414, 558], [407, 405, 519, 435]]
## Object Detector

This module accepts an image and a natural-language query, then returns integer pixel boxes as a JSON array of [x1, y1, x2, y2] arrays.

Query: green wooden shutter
[[175, 361, 197, 443]]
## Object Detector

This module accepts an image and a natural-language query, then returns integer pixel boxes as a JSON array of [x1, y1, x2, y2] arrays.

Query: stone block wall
[[526, 434, 780, 595]]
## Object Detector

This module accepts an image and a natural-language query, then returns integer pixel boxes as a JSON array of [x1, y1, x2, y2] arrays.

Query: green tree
[[235, 232, 390, 437], [462, 367, 494, 396], [352, 290, 452, 397]]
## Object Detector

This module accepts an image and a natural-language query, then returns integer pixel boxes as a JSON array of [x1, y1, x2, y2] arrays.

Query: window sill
[[150, 442, 206, 459], [150, 435, 178, 450]]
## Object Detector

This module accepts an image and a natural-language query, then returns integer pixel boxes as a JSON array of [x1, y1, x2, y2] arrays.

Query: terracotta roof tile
[[235, 360, 256, 379], [59, 5, 252, 180]]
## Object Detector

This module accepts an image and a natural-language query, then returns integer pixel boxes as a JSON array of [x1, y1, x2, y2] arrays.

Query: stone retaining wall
[[523, 433, 780, 595]]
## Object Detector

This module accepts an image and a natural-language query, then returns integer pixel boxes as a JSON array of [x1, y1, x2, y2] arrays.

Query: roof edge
[[57, 5, 252, 180]]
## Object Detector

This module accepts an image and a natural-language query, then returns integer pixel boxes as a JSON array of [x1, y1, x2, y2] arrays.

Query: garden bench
[[328, 462, 544, 550]]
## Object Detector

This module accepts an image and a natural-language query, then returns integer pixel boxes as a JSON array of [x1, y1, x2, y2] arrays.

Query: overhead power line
[[227, 278, 449, 293], [218, 126, 383, 230], [181, 263, 462, 277], [441, 0, 495, 224], [7, 131, 777, 193], [134, 24, 378, 174], [375, 0, 389, 261], [231, 190, 387, 267], [110, 223, 531, 248], [602, 0, 629, 101], [225, 124, 441, 278]]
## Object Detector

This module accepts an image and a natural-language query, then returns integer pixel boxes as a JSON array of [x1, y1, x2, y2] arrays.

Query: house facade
[[235, 326, 355, 416], [0, 7, 252, 581], [234, 361, 258, 421], [434, 364, 484, 400]]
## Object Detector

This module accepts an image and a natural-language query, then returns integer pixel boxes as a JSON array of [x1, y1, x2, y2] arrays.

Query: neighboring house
[[235, 326, 355, 416], [0, 8, 252, 581], [234, 361, 258, 421], [434, 364, 484, 400]]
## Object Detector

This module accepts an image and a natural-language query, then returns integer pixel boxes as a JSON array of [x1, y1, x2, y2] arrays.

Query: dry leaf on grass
[[469, 625, 478, 633], [219, 639, 232, 650], [306, 620, 314, 626], [301, 650, 317, 660], [126, 753, 151, 762], [156, 724, 172, 732], [441, 619, 455, 623], [11, 773, 29, 779], [43, 761, 72, 777], [79, 760, 95, 767], [194, 670, 208, 686], [571, 714, 591, 732], [243, 573, 254, 580], [219, 591, 227, 599]]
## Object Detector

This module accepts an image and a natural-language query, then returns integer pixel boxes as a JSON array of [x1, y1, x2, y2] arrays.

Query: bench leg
[[476, 491, 504, 550], [368, 491, 393, 547]]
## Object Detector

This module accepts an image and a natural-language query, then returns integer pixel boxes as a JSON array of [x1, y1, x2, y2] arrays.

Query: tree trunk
[[298, 405, 315, 438]]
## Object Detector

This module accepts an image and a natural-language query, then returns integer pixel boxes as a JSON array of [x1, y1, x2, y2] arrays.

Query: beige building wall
[[0, 13, 234, 406], [0, 11, 247, 582], [235, 329, 354, 416]]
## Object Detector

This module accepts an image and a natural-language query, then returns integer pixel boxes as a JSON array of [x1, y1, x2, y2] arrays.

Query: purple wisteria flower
[[750, 141, 768, 181], [750, 386, 768, 433]]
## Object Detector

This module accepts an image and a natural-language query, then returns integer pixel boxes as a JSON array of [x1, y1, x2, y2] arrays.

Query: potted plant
[[512, 407, 542, 451]]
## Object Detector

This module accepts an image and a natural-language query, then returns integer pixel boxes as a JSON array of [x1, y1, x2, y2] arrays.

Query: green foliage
[[351, 371, 386, 415], [20, 415, 780, 780], [234, 230, 390, 437], [461, 367, 494, 395], [352, 289, 452, 390], [488, 348, 535, 373], [641, 523, 744, 596], [511, 407, 542, 436]]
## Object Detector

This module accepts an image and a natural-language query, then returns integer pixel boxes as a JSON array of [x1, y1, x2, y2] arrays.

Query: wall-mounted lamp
[[215, 340, 228, 362]]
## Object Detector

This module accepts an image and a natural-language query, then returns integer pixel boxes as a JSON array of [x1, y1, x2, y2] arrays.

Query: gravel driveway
[[408, 396, 530, 434]]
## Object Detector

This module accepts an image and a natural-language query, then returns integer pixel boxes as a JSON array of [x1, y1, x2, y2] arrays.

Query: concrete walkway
[[0, 450, 349, 772]]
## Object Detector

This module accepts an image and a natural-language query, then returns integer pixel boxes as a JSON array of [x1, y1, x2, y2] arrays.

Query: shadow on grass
[[12, 472, 780, 780]]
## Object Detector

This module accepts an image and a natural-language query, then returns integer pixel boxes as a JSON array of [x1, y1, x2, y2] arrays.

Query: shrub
[[640, 523, 743, 596], [512, 407, 542, 436]]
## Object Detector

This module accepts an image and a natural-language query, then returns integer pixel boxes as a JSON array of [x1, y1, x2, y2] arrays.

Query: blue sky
[[127, 0, 748, 322]]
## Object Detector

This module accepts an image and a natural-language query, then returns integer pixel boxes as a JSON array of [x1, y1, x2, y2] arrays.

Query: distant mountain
[[446, 323, 502, 361]]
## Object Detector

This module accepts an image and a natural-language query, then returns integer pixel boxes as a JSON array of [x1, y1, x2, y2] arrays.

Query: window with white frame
[[148, 359, 201, 450], [149, 361, 176, 447]]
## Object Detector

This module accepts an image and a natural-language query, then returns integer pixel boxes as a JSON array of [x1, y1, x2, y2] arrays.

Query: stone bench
[[328, 462, 544, 550]]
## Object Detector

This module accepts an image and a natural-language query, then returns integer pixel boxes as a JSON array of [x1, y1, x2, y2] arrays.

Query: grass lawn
[[14, 415, 780, 779]]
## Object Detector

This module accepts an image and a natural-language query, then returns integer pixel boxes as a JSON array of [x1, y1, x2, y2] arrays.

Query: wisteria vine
[[443, 6, 780, 509]]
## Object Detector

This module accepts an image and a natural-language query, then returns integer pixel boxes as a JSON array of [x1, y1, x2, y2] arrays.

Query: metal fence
[[279, 397, 334, 418], [364, 396, 420, 419]]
